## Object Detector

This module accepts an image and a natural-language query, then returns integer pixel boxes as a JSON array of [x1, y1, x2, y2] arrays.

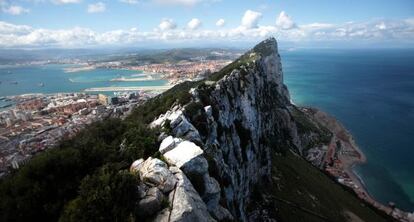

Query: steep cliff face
[[133, 38, 322, 221], [131, 38, 388, 222], [185, 38, 295, 220]]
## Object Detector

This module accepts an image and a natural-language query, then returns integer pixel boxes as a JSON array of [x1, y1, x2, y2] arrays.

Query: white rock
[[163, 141, 204, 168], [159, 136, 181, 154], [138, 157, 177, 193], [130, 158, 144, 173], [151, 109, 183, 128], [154, 167, 215, 222]]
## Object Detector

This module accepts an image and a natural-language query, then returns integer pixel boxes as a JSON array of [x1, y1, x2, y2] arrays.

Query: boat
[[38, 82, 45, 87], [10, 81, 18, 85]]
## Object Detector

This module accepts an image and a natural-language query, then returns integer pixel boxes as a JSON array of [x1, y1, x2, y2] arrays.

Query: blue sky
[[0, 0, 413, 48]]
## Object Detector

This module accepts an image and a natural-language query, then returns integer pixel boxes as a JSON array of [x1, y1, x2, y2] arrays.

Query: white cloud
[[216, 19, 225, 27], [52, 0, 82, 4], [187, 18, 202, 30], [2, 5, 30, 15], [119, 0, 139, 4], [0, 17, 413, 48], [0, 21, 32, 35], [88, 2, 106, 13], [276, 11, 296, 30], [158, 19, 177, 31], [376, 22, 387, 30], [241, 10, 262, 29]]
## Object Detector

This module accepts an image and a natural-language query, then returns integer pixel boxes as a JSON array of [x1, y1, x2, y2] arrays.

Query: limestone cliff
[[130, 38, 384, 222]]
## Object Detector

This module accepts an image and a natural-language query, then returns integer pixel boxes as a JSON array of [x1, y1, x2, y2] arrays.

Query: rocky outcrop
[[154, 167, 215, 222], [131, 37, 331, 221], [131, 157, 217, 221]]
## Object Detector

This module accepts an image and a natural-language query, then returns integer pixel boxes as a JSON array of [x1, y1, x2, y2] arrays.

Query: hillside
[[0, 38, 394, 222]]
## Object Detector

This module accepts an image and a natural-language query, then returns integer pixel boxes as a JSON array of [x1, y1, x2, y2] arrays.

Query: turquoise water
[[282, 48, 414, 211], [0, 64, 168, 97]]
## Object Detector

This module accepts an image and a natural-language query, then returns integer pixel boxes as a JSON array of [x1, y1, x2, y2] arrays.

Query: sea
[[282, 48, 414, 212], [0, 64, 168, 108], [0, 49, 413, 212]]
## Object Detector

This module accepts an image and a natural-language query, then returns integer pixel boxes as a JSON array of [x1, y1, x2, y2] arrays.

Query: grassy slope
[[269, 151, 394, 222]]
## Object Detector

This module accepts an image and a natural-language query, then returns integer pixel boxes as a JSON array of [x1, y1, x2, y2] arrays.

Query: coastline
[[305, 107, 373, 196], [84, 85, 173, 92], [109, 76, 161, 82], [63, 65, 95, 73], [304, 107, 413, 221]]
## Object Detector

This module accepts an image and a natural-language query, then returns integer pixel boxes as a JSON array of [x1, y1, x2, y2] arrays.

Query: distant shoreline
[[64, 65, 95, 73], [110, 76, 161, 82], [84, 85, 173, 92]]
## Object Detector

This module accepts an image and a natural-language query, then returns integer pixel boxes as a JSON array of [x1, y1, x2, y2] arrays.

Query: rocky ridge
[[128, 38, 382, 221]]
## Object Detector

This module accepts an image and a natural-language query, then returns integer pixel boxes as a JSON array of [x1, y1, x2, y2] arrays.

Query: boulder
[[159, 136, 182, 154], [181, 155, 209, 176], [163, 141, 203, 168], [151, 107, 202, 143], [150, 107, 183, 128], [137, 187, 164, 216], [138, 157, 177, 193], [130, 158, 144, 173]]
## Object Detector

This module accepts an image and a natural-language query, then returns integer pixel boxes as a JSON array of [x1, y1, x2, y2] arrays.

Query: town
[[129, 60, 232, 84], [0, 91, 155, 178]]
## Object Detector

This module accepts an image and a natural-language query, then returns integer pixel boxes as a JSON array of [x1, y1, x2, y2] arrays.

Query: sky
[[0, 0, 413, 49]]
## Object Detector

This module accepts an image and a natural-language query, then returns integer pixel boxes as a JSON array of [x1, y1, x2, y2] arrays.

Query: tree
[[60, 165, 139, 222]]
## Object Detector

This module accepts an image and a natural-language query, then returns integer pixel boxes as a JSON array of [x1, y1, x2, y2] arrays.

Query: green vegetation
[[250, 151, 395, 222], [207, 38, 276, 82], [184, 101, 209, 140], [126, 81, 199, 124], [60, 165, 139, 222], [0, 50, 244, 222], [0, 118, 158, 222], [0, 77, 220, 222], [0, 77, 214, 222], [93, 48, 242, 66], [289, 106, 332, 149], [208, 51, 257, 82]]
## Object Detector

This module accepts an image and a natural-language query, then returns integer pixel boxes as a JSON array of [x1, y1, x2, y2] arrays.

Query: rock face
[[133, 37, 329, 221], [202, 39, 293, 220], [154, 167, 216, 222]]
